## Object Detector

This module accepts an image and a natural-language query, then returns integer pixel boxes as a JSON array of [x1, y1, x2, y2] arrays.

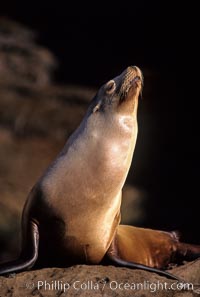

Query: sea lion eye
[[106, 80, 116, 94]]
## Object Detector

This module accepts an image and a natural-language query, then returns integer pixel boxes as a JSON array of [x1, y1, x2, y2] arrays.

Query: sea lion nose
[[127, 66, 143, 84], [129, 66, 138, 70], [128, 66, 141, 75]]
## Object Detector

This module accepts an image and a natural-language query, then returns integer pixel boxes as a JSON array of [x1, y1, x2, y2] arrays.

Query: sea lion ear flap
[[93, 101, 102, 113]]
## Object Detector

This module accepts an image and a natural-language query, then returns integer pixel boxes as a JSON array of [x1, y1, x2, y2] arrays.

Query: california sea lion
[[0, 66, 200, 281]]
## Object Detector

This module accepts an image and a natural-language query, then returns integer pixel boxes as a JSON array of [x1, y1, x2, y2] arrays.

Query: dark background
[[1, 2, 198, 244]]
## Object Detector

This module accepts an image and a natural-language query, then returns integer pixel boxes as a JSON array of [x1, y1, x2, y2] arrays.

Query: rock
[[0, 18, 56, 88], [0, 260, 199, 297], [0, 19, 96, 139]]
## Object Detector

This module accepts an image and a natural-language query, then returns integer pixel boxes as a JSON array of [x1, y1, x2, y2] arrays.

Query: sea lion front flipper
[[0, 220, 39, 275]]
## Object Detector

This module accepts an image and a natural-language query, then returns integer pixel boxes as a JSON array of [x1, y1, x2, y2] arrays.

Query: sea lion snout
[[116, 66, 143, 106], [127, 65, 140, 74], [124, 66, 143, 86]]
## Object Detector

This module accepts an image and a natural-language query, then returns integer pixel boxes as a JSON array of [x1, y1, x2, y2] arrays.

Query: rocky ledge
[[0, 260, 200, 297]]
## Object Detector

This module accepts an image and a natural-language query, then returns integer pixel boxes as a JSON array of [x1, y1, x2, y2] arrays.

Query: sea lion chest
[[29, 114, 137, 263]]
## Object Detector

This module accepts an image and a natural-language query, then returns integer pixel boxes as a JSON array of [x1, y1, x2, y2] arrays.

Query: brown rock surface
[[0, 261, 200, 297], [0, 18, 56, 88]]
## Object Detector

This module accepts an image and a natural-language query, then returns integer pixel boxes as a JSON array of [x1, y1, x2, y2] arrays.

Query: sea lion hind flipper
[[106, 230, 183, 281], [106, 248, 182, 281], [175, 242, 200, 261], [0, 220, 39, 275]]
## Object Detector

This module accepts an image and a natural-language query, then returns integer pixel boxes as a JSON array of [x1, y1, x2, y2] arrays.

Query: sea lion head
[[91, 66, 143, 116]]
